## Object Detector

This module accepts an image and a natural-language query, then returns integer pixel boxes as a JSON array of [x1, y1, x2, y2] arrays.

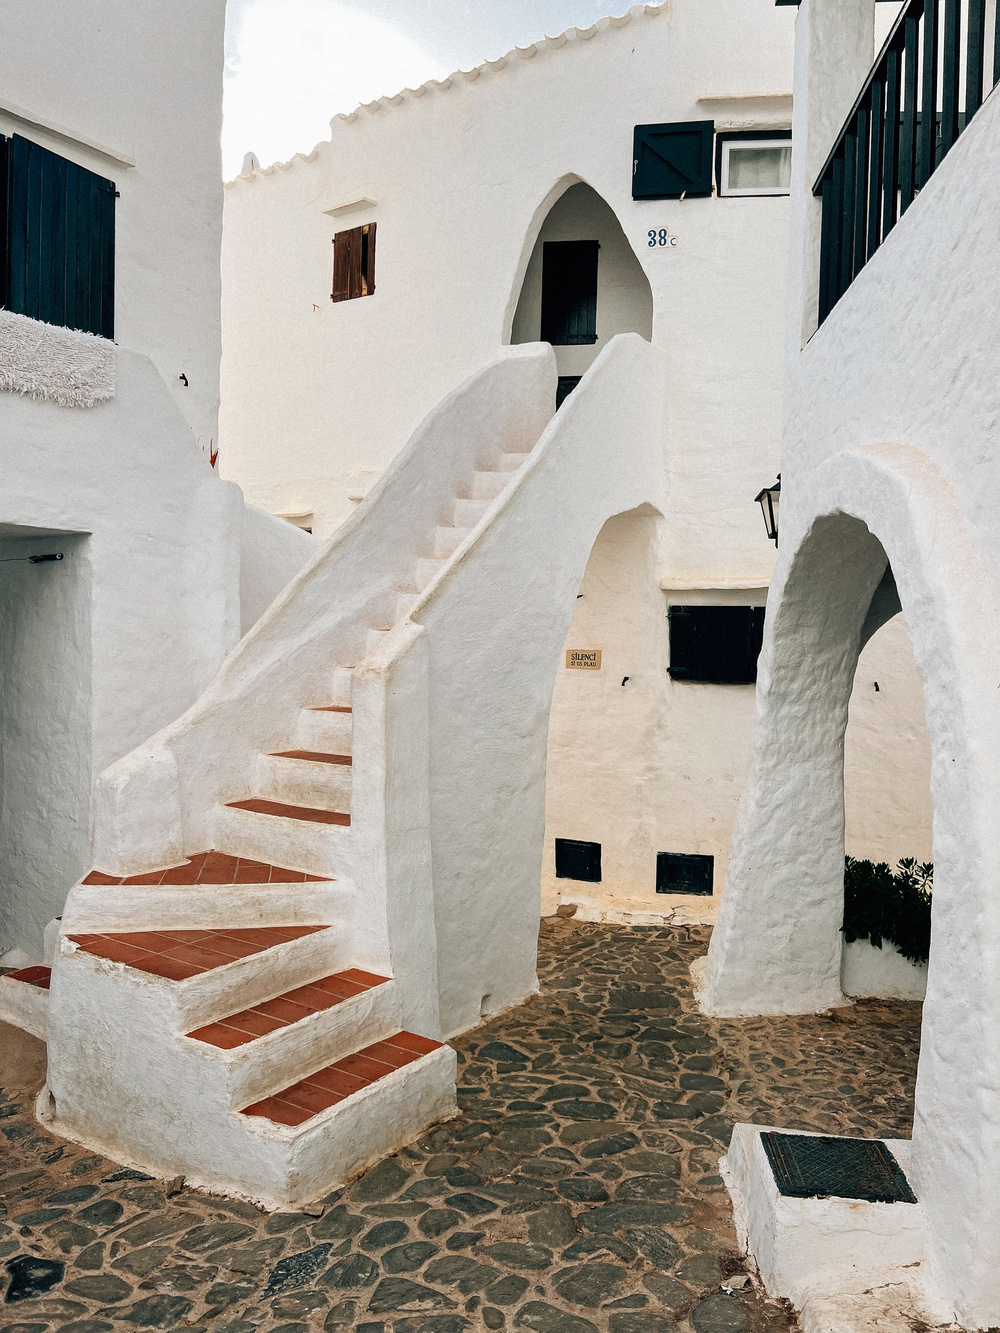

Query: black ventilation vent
[[632, 121, 715, 200], [656, 852, 714, 896], [555, 838, 601, 883]]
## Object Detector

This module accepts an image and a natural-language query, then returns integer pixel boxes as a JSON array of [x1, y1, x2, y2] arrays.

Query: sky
[[222, 0, 621, 177]]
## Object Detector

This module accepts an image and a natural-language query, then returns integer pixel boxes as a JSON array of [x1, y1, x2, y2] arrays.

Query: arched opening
[[702, 450, 1000, 1317], [541, 503, 762, 922], [843, 582, 933, 1004], [542, 505, 666, 917], [510, 182, 653, 404]]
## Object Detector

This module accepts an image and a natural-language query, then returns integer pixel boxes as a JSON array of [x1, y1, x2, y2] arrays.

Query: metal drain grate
[[760, 1132, 917, 1204]]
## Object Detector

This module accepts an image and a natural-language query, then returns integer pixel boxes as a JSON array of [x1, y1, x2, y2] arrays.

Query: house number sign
[[648, 229, 678, 248]]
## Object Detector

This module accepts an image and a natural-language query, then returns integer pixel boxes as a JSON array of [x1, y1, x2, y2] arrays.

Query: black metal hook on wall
[[0, 552, 64, 564]]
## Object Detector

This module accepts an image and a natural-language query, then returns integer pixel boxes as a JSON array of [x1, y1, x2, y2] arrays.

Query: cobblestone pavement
[[0, 921, 922, 1333]]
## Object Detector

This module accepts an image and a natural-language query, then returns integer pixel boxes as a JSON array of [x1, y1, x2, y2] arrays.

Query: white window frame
[[719, 138, 792, 197]]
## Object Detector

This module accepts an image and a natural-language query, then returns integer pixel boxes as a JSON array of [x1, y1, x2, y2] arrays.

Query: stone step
[[240, 1030, 445, 1127], [0, 966, 50, 1040], [213, 802, 352, 880], [412, 557, 445, 592], [298, 706, 352, 755], [499, 451, 530, 472], [64, 852, 341, 935], [365, 627, 389, 655], [185, 968, 401, 1109], [395, 589, 421, 620], [257, 752, 352, 812], [453, 497, 492, 528], [471, 470, 507, 502], [63, 925, 346, 1032], [432, 525, 473, 559], [328, 666, 353, 707]]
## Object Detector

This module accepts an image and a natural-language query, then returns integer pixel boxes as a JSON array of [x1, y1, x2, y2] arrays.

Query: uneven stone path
[[0, 922, 922, 1332]]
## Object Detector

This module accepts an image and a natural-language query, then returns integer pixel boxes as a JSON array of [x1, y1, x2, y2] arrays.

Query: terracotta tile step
[[309, 706, 351, 714], [240, 1031, 444, 1127], [67, 925, 327, 983], [186, 968, 390, 1049], [6, 965, 51, 990], [83, 851, 330, 887], [227, 799, 350, 827], [270, 751, 352, 766]]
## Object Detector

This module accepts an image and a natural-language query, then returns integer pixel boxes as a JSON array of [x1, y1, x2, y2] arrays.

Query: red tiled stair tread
[[271, 751, 352, 766], [227, 799, 350, 826], [186, 969, 390, 1048], [66, 926, 327, 981], [83, 851, 330, 887], [309, 706, 351, 714], [7, 965, 51, 990], [240, 1031, 444, 1127]]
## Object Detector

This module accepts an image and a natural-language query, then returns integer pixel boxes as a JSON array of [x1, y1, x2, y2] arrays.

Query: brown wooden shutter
[[332, 227, 354, 302], [332, 224, 376, 301]]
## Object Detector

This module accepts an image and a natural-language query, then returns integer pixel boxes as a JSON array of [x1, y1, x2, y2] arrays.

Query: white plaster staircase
[[42, 437, 539, 1206], [209, 450, 533, 880], [45, 853, 455, 1207], [37, 344, 567, 1207]]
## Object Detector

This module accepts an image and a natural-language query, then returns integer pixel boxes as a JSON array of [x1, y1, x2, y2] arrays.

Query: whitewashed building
[[703, 0, 1000, 1327], [221, 0, 931, 925], [0, 0, 942, 1214], [0, 0, 316, 965]]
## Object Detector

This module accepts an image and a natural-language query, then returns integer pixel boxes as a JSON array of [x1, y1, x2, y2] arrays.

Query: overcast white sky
[[222, 0, 619, 177]]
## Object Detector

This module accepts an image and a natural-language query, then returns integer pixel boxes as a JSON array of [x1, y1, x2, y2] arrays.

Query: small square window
[[717, 134, 792, 197], [555, 838, 601, 883]]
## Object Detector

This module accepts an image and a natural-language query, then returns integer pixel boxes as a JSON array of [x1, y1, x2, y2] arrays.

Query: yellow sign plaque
[[566, 648, 602, 671]]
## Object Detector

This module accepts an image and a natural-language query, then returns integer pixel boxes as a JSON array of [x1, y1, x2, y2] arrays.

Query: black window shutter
[[4, 134, 115, 338], [668, 606, 764, 684], [540, 239, 599, 346], [0, 136, 9, 314], [633, 121, 715, 200]]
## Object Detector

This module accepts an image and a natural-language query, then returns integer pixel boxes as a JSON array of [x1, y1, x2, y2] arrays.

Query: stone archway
[[701, 441, 1000, 1324]]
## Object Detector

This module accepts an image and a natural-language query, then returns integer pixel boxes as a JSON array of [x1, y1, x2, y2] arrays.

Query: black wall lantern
[[755, 475, 780, 545]]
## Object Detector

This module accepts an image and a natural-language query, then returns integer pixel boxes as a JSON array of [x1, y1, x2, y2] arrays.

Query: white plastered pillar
[[785, 0, 877, 359], [704, 443, 1000, 1327]]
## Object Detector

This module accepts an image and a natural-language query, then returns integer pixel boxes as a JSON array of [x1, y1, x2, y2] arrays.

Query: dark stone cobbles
[[0, 922, 924, 1331]]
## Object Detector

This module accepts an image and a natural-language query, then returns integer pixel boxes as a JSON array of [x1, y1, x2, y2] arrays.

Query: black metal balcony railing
[[815, 0, 999, 324]]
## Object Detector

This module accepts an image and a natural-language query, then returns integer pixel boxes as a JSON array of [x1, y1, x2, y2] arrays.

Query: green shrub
[[842, 856, 933, 965]]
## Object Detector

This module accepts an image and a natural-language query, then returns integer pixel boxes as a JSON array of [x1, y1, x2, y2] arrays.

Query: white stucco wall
[[0, 0, 227, 448], [0, 348, 244, 961], [543, 515, 762, 912]]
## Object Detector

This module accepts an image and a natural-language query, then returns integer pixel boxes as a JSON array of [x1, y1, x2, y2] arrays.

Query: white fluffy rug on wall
[[0, 308, 116, 408]]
